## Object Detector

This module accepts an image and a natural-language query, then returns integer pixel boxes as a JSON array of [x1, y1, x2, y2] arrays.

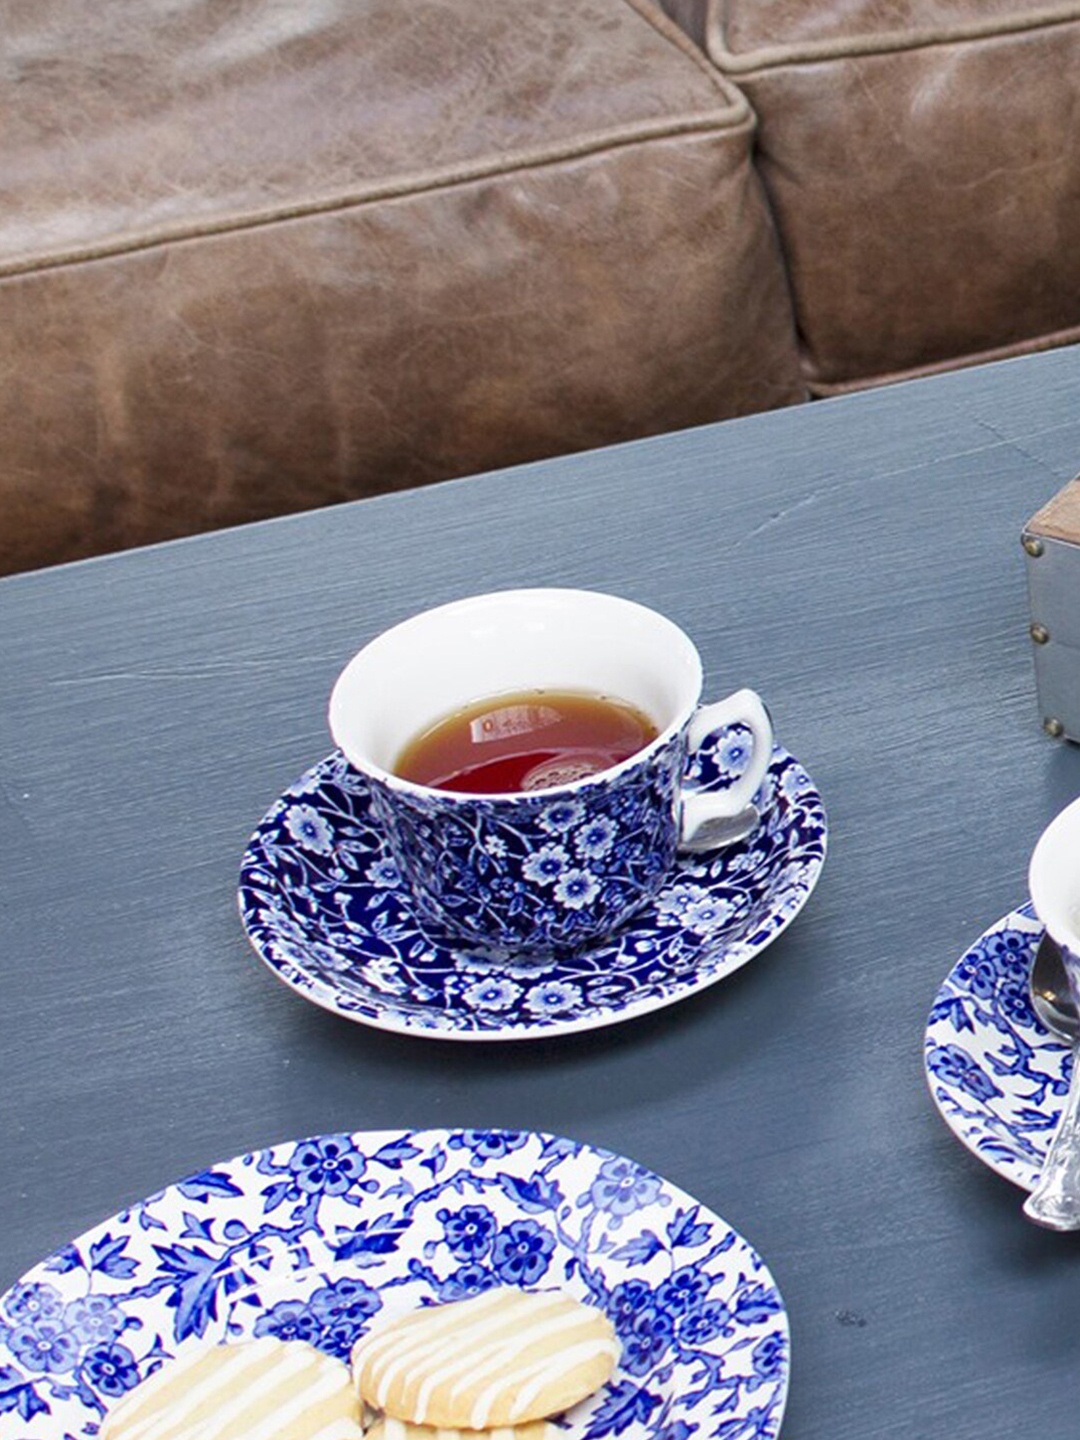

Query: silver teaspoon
[[1024, 934, 1080, 1230]]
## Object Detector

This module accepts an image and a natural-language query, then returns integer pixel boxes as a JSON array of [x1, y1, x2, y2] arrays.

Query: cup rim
[[1028, 793, 1080, 950], [328, 587, 702, 801]]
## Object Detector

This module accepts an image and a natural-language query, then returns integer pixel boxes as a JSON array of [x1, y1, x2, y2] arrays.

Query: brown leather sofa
[[4, 0, 1080, 576]]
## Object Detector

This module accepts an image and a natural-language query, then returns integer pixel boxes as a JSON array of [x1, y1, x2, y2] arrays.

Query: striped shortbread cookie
[[351, 1288, 619, 1429], [365, 1419, 558, 1440], [100, 1336, 363, 1440]]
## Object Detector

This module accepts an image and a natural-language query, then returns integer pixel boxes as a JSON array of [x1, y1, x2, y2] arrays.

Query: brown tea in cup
[[393, 688, 659, 794]]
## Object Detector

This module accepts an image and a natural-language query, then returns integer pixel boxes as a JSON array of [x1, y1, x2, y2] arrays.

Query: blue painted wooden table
[[3, 346, 1080, 1438]]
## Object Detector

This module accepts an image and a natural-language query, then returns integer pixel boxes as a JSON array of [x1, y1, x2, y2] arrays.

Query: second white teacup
[[1029, 794, 1080, 1001]]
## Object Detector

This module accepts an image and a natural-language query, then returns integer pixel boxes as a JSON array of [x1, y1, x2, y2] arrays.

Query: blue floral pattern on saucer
[[0, 1129, 789, 1440], [238, 733, 827, 1040], [924, 905, 1069, 1190]]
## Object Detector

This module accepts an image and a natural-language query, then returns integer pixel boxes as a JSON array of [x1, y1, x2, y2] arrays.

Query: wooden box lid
[[1026, 476, 1080, 544]]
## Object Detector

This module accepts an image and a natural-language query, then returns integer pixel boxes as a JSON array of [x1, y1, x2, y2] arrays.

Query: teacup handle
[[679, 688, 774, 853]]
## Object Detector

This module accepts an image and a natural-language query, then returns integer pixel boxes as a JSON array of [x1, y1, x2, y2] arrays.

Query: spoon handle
[[1024, 1043, 1080, 1230]]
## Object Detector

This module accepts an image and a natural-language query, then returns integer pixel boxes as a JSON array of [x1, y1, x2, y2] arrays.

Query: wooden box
[[1023, 477, 1080, 742]]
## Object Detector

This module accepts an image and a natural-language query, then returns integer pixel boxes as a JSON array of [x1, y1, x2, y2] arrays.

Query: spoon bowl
[[1030, 933, 1080, 1042]]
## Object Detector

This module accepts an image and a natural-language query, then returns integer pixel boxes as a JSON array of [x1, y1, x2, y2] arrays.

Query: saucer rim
[[924, 903, 1069, 1193], [0, 1127, 791, 1440], [239, 746, 827, 1042]]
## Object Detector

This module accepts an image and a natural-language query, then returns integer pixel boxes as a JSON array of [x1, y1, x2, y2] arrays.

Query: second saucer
[[925, 905, 1070, 1191]]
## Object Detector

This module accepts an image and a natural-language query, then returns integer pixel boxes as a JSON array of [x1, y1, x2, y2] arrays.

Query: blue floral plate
[[924, 905, 1069, 1190], [238, 736, 826, 1040], [0, 1129, 789, 1440]]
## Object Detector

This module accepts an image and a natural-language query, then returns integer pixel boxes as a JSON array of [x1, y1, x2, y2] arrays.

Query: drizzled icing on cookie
[[352, 1288, 619, 1429], [371, 1421, 556, 1440], [101, 1337, 363, 1440]]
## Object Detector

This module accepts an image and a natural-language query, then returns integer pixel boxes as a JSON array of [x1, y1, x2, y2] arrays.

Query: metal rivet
[[1044, 717, 1065, 739], [1023, 534, 1045, 558], [1030, 623, 1051, 645]]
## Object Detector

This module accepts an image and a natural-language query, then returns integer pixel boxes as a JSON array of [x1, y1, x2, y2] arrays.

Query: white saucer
[[925, 904, 1069, 1190], [238, 736, 827, 1041]]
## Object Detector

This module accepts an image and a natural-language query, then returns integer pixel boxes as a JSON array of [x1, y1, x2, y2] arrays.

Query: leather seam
[[708, 0, 1080, 72], [806, 322, 1080, 396], [0, 111, 750, 280]]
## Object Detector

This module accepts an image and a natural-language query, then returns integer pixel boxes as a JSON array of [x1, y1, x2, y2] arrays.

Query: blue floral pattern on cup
[[0, 1130, 789, 1440], [238, 731, 827, 1039], [366, 731, 686, 954], [924, 904, 1068, 1190]]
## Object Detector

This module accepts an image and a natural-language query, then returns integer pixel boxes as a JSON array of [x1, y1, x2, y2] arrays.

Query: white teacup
[[329, 588, 775, 954], [1029, 794, 1080, 999]]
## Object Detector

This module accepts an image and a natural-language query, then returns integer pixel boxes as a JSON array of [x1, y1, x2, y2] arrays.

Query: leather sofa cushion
[[0, 0, 802, 575], [700, 0, 1080, 393]]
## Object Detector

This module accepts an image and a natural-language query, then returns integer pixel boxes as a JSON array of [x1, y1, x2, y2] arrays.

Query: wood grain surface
[[3, 346, 1080, 1439], [1028, 473, 1080, 542]]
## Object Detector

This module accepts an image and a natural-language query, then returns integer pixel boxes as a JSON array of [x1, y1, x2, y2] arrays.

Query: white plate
[[238, 736, 826, 1040], [924, 904, 1069, 1190], [0, 1129, 789, 1440]]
